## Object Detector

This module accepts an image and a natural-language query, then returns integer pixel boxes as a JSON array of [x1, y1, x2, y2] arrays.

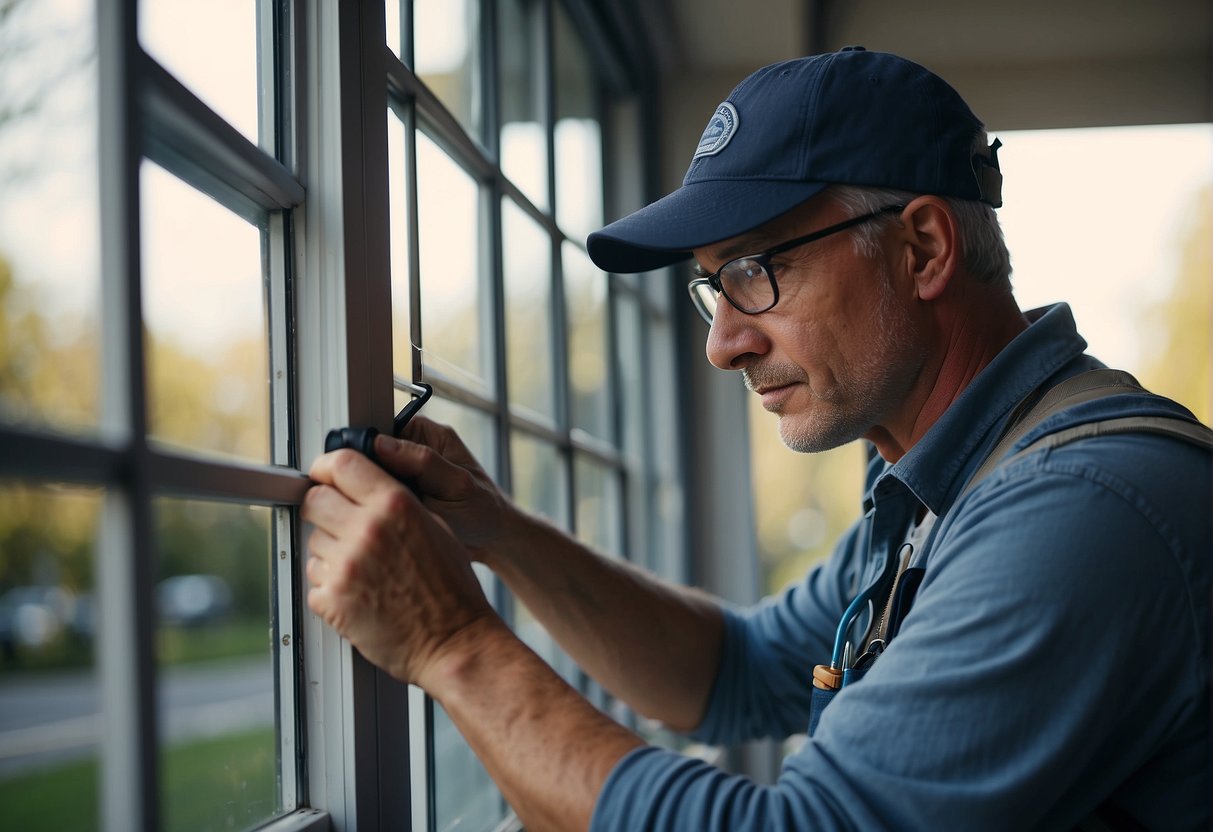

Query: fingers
[[308, 447, 401, 507], [373, 433, 479, 500], [400, 415, 478, 466], [301, 484, 357, 537]]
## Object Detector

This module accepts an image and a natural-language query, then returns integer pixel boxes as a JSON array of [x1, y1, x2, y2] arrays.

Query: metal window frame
[[0, 0, 318, 829], [0, 1, 686, 830]]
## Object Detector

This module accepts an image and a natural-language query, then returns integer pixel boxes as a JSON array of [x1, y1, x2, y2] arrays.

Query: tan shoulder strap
[[961, 369, 1212, 499]]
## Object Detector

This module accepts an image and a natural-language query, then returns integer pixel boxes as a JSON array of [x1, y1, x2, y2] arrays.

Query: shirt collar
[[869, 303, 1096, 516]]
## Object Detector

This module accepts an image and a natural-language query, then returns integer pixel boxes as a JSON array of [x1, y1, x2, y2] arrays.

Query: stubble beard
[[754, 267, 924, 454]]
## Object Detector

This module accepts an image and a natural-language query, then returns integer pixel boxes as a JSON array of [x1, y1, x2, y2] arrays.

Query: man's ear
[[898, 196, 959, 301]]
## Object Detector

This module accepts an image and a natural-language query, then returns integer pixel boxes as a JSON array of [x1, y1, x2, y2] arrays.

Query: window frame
[[0, 1, 684, 830]]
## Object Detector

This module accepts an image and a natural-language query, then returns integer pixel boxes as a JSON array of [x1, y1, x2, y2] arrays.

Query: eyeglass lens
[[719, 257, 774, 313]]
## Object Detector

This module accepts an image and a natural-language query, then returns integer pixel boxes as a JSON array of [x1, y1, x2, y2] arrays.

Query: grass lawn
[[0, 726, 280, 832], [0, 619, 272, 676]]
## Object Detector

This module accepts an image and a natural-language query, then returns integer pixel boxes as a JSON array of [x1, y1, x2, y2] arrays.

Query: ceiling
[[652, 0, 1212, 131]]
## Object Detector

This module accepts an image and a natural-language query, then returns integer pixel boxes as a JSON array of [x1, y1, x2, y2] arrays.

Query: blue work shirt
[[592, 305, 1212, 831]]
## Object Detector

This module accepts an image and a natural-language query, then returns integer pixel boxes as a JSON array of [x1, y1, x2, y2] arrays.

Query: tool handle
[[812, 664, 842, 691]]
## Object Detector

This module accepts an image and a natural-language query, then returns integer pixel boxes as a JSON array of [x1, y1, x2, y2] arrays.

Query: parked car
[[156, 574, 233, 627], [0, 585, 77, 658]]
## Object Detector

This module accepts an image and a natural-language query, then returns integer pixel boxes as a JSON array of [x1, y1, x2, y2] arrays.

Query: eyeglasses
[[686, 204, 905, 325]]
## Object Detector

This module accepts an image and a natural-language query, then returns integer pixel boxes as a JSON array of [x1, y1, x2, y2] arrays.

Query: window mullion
[[97, 0, 161, 830]]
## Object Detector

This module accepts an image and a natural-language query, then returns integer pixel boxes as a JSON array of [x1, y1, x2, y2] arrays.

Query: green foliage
[[747, 396, 866, 595], [153, 500, 272, 619], [1140, 186, 1211, 424], [156, 620, 273, 666]]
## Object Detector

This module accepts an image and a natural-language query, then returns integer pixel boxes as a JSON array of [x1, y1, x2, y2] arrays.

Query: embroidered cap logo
[[694, 102, 739, 160]]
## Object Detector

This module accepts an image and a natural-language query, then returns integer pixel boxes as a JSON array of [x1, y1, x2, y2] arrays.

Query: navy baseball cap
[[587, 47, 1003, 274]]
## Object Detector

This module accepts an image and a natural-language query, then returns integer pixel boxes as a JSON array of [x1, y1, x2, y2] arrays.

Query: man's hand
[[374, 416, 516, 560], [303, 447, 500, 686]]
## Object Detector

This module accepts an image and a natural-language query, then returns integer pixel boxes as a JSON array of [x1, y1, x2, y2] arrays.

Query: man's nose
[[704, 301, 769, 371]]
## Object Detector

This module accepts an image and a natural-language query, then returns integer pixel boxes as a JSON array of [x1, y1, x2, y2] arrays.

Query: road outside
[[0, 655, 274, 780]]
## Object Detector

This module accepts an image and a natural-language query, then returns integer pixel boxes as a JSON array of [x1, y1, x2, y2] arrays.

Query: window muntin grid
[[2, 1, 681, 829]]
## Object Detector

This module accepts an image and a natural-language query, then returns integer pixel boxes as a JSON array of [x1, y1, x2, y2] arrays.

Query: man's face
[[694, 196, 927, 453]]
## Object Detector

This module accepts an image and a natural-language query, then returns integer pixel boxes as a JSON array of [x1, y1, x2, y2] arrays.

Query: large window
[[386, 1, 683, 828], [0, 1, 682, 830]]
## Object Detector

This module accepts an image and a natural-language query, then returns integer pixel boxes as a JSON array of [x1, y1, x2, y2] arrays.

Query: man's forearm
[[481, 509, 725, 733], [425, 618, 645, 832]]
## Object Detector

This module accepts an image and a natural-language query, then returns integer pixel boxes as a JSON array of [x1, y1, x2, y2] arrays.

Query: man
[[303, 48, 1211, 829]]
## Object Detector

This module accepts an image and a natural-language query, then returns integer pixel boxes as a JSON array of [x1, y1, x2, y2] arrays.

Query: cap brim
[[586, 178, 829, 273]]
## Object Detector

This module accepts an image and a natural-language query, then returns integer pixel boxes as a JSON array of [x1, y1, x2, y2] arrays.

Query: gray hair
[[828, 184, 1013, 287]]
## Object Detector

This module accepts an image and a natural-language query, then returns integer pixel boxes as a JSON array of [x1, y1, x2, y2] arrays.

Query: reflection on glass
[[563, 243, 612, 440], [413, 0, 481, 141], [553, 5, 603, 241], [139, 0, 261, 145], [416, 133, 491, 394], [154, 499, 279, 832], [499, 0, 547, 208], [503, 199, 556, 419], [575, 456, 622, 557], [388, 110, 413, 380], [0, 0, 100, 434], [140, 161, 270, 463], [0, 483, 101, 829]]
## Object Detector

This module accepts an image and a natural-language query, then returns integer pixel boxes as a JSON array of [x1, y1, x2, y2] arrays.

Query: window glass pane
[[141, 161, 271, 464], [503, 199, 556, 420], [388, 109, 413, 381], [0, 0, 100, 435], [0, 483, 101, 830], [553, 5, 602, 241], [139, 0, 262, 145], [510, 433, 567, 529], [508, 432, 574, 679], [647, 318, 684, 583], [154, 498, 279, 831], [563, 243, 612, 440], [498, 0, 547, 209], [575, 456, 622, 557], [433, 706, 500, 832], [413, 0, 481, 142], [416, 133, 492, 395], [644, 267, 673, 314], [615, 292, 648, 560], [386, 0, 402, 59], [615, 292, 645, 465]]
